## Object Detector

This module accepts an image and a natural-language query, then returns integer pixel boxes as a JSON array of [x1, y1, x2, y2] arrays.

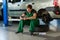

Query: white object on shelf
[[39, 32, 46, 35], [8, 19, 21, 21]]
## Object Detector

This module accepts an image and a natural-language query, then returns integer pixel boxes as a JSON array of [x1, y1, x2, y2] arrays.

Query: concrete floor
[[0, 21, 60, 40]]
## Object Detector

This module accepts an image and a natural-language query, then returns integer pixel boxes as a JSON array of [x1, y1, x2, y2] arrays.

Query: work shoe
[[30, 32, 33, 35], [15, 31, 23, 34]]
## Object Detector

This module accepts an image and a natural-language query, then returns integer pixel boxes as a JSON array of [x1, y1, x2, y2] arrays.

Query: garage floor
[[0, 21, 60, 40]]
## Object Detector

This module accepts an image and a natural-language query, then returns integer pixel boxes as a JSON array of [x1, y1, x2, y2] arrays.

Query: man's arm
[[20, 13, 26, 20]]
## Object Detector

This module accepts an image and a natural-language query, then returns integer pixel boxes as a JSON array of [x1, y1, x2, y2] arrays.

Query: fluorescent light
[[0, 0, 3, 2]]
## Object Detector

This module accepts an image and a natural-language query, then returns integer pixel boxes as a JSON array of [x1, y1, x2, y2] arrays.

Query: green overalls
[[17, 10, 39, 32]]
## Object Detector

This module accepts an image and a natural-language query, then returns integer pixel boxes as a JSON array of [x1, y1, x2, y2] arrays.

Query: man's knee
[[20, 20, 24, 22], [19, 20, 24, 25]]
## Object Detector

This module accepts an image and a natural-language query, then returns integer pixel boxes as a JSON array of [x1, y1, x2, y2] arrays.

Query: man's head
[[27, 4, 32, 12]]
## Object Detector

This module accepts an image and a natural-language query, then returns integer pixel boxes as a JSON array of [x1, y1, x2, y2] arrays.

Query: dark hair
[[27, 4, 32, 9]]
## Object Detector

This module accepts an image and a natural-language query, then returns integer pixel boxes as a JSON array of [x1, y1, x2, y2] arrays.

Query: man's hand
[[20, 16, 28, 20], [23, 18, 28, 20], [20, 16, 24, 20]]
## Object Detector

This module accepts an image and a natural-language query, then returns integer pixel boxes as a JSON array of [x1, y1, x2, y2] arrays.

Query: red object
[[56, 11, 59, 14], [53, 0, 58, 6]]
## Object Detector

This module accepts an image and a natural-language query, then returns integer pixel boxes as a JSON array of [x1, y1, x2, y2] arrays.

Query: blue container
[[3, 0, 8, 26]]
